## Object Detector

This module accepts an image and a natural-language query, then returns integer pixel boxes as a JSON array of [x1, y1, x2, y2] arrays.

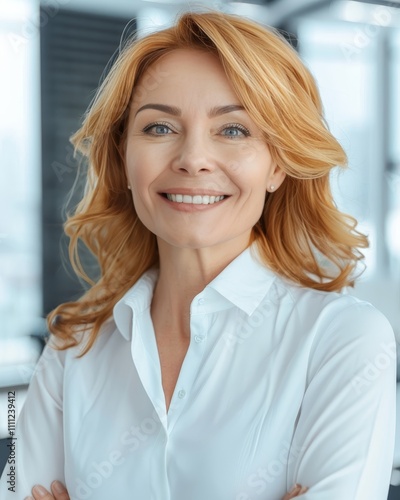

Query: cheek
[[233, 160, 271, 198], [125, 148, 165, 229], [226, 141, 272, 183], [125, 145, 155, 192]]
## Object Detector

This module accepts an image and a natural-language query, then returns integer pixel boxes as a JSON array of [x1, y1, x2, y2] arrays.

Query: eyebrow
[[134, 103, 245, 118]]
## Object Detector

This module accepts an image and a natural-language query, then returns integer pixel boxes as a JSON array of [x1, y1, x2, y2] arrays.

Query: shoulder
[[292, 291, 397, 384], [64, 317, 124, 364], [270, 276, 396, 368], [275, 276, 393, 335], [38, 317, 122, 373], [32, 319, 126, 403]]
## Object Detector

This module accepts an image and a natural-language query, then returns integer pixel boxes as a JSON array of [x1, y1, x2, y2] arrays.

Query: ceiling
[[49, 0, 400, 29]]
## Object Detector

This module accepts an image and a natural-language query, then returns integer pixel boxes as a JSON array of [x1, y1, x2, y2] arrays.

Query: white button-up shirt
[[0, 245, 397, 500]]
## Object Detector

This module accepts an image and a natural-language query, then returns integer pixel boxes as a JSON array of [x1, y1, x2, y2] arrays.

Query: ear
[[267, 165, 286, 193]]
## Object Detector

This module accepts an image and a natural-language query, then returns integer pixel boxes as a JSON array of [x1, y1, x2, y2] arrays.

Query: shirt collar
[[113, 242, 277, 341], [113, 268, 159, 341], [205, 242, 276, 316]]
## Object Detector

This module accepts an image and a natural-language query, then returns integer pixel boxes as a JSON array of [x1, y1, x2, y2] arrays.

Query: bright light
[[0, 0, 31, 22], [0, 0, 42, 339], [334, 0, 398, 27]]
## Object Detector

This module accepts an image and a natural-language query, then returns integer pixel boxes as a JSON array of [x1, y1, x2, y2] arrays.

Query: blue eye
[[221, 124, 250, 138], [143, 122, 174, 135], [142, 122, 250, 138]]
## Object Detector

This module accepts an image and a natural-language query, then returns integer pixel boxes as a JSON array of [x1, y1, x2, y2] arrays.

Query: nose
[[171, 133, 216, 175]]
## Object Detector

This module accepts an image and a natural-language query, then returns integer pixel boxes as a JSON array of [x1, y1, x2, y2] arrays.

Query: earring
[[270, 185, 275, 191], [127, 185, 131, 190]]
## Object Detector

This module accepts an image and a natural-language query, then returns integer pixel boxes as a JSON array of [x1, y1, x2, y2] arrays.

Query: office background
[[0, 0, 399, 497]]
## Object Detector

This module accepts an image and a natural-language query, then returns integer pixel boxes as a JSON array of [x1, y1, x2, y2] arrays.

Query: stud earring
[[270, 185, 275, 191], [127, 185, 131, 190]]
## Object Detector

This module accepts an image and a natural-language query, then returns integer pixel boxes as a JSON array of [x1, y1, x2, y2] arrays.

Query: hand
[[24, 481, 70, 500], [282, 484, 309, 499]]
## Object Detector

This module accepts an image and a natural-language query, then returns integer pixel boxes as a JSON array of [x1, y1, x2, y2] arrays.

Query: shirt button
[[178, 389, 186, 399], [198, 297, 205, 305], [194, 335, 205, 343]]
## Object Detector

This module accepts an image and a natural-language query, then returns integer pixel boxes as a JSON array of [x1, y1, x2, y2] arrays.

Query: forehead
[[148, 47, 221, 71], [131, 48, 239, 108]]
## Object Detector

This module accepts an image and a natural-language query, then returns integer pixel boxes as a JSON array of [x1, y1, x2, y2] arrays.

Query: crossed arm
[[25, 482, 309, 500]]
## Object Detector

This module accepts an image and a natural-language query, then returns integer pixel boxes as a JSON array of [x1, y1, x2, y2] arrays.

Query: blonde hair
[[48, 10, 368, 355]]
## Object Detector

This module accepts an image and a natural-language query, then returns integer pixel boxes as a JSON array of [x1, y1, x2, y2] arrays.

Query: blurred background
[[0, 0, 399, 496]]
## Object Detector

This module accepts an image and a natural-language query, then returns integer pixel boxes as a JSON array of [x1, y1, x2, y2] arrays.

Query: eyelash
[[142, 121, 174, 135], [141, 121, 251, 138]]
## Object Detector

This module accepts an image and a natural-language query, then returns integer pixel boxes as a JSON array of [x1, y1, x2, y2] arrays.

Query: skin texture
[[28, 49, 306, 498]]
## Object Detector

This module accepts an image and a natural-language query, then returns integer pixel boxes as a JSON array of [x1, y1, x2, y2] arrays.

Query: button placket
[[177, 389, 186, 399], [166, 312, 209, 433]]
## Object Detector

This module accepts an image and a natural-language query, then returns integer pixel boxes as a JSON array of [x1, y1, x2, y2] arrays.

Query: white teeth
[[165, 194, 226, 205]]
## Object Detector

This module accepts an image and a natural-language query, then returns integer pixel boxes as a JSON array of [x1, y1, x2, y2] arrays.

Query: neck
[[151, 236, 251, 338]]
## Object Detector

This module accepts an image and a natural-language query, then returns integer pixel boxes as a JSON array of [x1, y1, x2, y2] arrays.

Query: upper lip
[[160, 188, 231, 196]]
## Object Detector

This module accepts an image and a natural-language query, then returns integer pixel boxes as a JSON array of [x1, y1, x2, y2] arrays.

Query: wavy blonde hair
[[48, 10, 368, 355]]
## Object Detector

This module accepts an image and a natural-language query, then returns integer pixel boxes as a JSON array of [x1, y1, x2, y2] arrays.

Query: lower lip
[[159, 194, 229, 212]]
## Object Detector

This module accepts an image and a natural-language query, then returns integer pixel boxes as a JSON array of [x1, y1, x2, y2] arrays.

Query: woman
[[0, 10, 396, 500]]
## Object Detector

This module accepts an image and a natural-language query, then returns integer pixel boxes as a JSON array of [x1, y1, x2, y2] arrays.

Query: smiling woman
[[124, 48, 284, 253], [0, 9, 396, 500]]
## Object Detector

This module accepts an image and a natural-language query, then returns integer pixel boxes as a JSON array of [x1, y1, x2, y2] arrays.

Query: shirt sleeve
[[0, 336, 66, 499], [287, 302, 397, 500]]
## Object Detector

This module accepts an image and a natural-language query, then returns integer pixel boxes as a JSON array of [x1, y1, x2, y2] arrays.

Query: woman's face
[[125, 48, 285, 250]]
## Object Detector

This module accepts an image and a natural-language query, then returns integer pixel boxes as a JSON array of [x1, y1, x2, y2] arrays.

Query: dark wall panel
[[40, 9, 133, 315]]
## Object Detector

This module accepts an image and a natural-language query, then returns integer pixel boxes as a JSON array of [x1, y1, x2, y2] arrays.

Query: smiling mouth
[[162, 193, 228, 205]]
